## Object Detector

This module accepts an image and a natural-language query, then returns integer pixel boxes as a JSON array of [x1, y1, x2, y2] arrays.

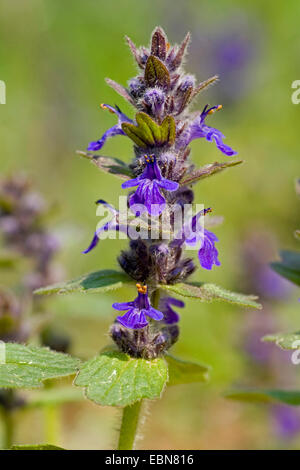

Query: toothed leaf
[[34, 270, 132, 295], [75, 349, 168, 407], [160, 282, 262, 309], [0, 343, 80, 389]]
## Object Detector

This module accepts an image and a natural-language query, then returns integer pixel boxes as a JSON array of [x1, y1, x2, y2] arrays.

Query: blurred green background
[[0, 0, 300, 449]]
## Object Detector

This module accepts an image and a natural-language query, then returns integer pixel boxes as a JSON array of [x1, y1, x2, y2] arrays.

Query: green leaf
[[122, 122, 148, 148], [27, 386, 84, 407], [271, 250, 300, 286], [0, 343, 80, 389], [144, 55, 170, 88], [191, 75, 219, 99], [226, 389, 300, 406], [34, 269, 132, 296], [136, 112, 161, 144], [262, 331, 300, 350], [160, 115, 176, 146], [180, 160, 243, 185], [166, 355, 210, 386], [122, 112, 175, 148], [11, 444, 64, 450], [74, 349, 168, 407], [77, 151, 133, 180], [160, 282, 262, 309]]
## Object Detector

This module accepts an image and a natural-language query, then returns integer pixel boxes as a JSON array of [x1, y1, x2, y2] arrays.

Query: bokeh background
[[0, 0, 300, 449]]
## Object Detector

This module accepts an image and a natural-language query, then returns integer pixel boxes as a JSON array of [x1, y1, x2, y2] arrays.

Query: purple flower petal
[[147, 307, 164, 321], [87, 104, 132, 151], [112, 301, 134, 311], [197, 229, 221, 270], [121, 177, 142, 189], [159, 296, 185, 324], [113, 287, 164, 330], [117, 308, 148, 329], [82, 200, 127, 254], [124, 156, 178, 216], [177, 104, 237, 156], [157, 178, 179, 191]]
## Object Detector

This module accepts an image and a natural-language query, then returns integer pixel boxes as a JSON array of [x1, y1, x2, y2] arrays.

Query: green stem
[[117, 400, 143, 450], [44, 404, 60, 445], [2, 409, 13, 450], [151, 288, 161, 310]]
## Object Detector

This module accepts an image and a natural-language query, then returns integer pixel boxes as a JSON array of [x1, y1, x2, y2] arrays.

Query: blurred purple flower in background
[[239, 230, 298, 441]]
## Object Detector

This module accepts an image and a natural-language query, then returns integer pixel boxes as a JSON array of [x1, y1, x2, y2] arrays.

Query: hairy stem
[[117, 400, 143, 450]]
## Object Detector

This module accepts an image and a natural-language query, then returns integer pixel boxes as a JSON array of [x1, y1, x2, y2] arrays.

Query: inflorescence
[[83, 27, 237, 358]]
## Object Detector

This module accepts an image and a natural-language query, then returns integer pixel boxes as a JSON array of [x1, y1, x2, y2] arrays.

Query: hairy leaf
[[191, 75, 219, 99], [169, 32, 190, 70], [160, 282, 262, 309], [181, 160, 243, 185], [0, 343, 80, 389], [144, 55, 170, 88], [125, 36, 144, 68], [262, 331, 300, 350], [151, 27, 167, 60], [77, 151, 133, 180], [105, 78, 136, 106], [75, 349, 168, 407], [226, 389, 300, 406], [166, 355, 210, 386], [34, 270, 132, 296]]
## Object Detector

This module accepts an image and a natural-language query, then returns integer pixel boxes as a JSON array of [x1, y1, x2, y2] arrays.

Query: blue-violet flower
[[121, 155, 179, 216], [112, 284, 164, 329]]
